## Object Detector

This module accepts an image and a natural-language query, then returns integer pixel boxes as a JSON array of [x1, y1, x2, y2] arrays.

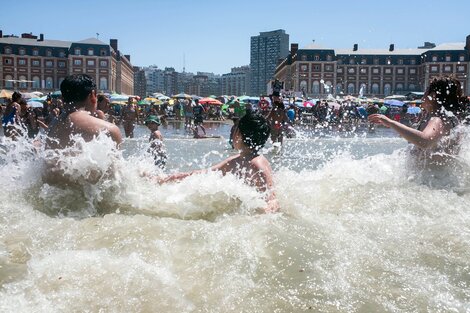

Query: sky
[[1, 0, 469, 74]]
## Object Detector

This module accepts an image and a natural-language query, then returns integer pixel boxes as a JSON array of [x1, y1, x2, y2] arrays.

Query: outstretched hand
[[368, 114, 393, 127]]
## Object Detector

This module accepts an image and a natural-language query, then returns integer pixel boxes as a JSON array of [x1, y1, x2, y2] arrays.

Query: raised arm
[[368, 114, 446, 149]]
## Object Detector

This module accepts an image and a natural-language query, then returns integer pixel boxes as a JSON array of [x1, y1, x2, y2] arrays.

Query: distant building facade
[[221, 65, 250, 96], [250, 29, 289, 96], [143, 65, 164, 95], [0, 31, 134, 94], [275, 36, 470, 97], [133, 66, 146, 98]]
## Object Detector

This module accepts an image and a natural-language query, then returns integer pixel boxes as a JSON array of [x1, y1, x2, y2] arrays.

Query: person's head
[[423, 76, 468, 114], [145, 115, 161, 131], [12, 91, 22, 103], [97, 94, 110, 111], [232, 111, 270, 153], [60, 74, 97, 109], [127, 97, 134, 105], [19, 99, 28, 109]]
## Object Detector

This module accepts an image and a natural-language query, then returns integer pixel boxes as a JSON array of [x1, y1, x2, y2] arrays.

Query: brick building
[[0, 31, 134, 95], [275, 36, 470, 97]]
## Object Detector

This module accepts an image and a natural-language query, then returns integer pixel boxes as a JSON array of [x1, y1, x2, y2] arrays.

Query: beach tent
[[0, 89, 13, 98]]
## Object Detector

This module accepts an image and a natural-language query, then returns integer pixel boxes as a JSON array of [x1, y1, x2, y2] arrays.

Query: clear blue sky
[[2, 0, 469, 74]]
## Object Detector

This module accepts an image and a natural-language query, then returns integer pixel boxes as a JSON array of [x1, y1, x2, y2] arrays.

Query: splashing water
[[1, 125, 470, 312]]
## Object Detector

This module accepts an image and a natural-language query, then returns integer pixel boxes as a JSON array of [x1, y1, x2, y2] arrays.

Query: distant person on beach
[[120, 97, 139, 138], [145, 115, 167, 169], [19, 99, 47, 138], [93, 94, 109, 121], [193, 99, 205, 125], [159, 110, 279, 213], [368, 76, 469, 167], [45, 74, 122, 150], [2, 91, 22, 139], [266, 95, 289, 145]]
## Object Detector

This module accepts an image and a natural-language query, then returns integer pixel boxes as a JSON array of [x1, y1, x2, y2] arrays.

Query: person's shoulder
[[250, 154, 271, 169]]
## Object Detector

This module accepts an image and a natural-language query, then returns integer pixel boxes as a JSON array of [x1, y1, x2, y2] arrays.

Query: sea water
[[0, 122, 469, 312]]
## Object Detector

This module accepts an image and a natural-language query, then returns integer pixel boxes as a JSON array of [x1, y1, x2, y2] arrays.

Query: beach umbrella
[[50, 90, 62, 98], [27, 100, 44, 108], [191, 95, 202, 100], [303, 101, 315, 108], [110, 94, 130, 102], [0, 89, 13, 98], [199, 97, 222, 105], [209, 95, 217, 99], [171, 93, 192, 99], [407, 106, 421, 115], [157, 95, 170, 101], [384, 99, 405, 107], [137, 100, 151, 106]]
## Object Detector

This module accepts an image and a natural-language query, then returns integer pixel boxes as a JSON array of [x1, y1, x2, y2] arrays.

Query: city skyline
[[2, 0, 470, 74]]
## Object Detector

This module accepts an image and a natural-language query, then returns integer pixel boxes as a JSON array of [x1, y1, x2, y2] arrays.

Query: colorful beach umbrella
[[199, 97, 222, 105], [171, 93, 192, 99]]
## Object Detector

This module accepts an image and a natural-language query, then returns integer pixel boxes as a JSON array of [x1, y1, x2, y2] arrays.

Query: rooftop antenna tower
[[183, 53, 186, 73]]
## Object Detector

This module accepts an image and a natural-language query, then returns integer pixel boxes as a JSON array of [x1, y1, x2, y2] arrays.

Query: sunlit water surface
[[0, 121, 469, 312]]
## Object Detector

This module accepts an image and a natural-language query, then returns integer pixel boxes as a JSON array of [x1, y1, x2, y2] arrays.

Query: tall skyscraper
[[250, 29, 289, 95]]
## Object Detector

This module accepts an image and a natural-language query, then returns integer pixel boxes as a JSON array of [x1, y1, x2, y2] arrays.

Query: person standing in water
[[120, 97, 139, 138], [2, 91, 22, 139], [266, 95, 289, 146], [160, 110, 279, 213], [368, 76, 469, 166], [145, 115, 167, 169]]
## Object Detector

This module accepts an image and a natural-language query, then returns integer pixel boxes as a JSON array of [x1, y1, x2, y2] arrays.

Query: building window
[[299, 80, 307, 92], [58, 77, 65, 88], [445, 56, 451, 62], [58, 61, 66, 68], [18, 76, 27, 88], [32, 60, 40, 66], [19, 48, 26, 55], [99, 77, 108, 90], [386, 58, 391, 65], [337, 68, 343, 73], [371, 83, 379, 94], [410, 59, 416, 65], [336, 83, 342, 94], [100, 60, 108, 67], [4, 47, 12, 54], [325, 81, 332, 93], [75, 48, 81, 55], [4, 58, 13, 65], [312, 81, 320, 94], [396, 83, 404, 92], [348, 67, 355, 73], [410, 68, 416, 74], [32, 49, 39, 56], [384, 83, 392, 96], [372, 68, 379, 74], [313, 65, 320, 71], [443, 65, 452, 72], [314, 55, 320, 61], [398, 59, 404, 65], [459, 55, 465, 62], [337, 59, 343, 65], [32, 76, 40, 89], [46, 49, 52, 57], [349, 58, 355, 65], [5, 75, 13, 88], [409, 83, 416, 91], [45, 60, 53, 67], [74, 59, 82, 66], [373, 58, 379, 65], [385, 68, 392, 74], [457, 65, 465, 72], [59, 50, 66, 58], [300, 65, 308, 72], [87, 60, 95, 66], [360, 68, 367, 74], [325, 65, 333, 71], [397, 68, 404, 74], [432, 56, 438, 62], [326, 55, 333, 61], [45, 77, 53, 89], [347, 83, 355, 94], [301, 54, 307, 61], [88, 49, 94, 56], [100, 49, 107, 56], [430, 65, 438, 72], [18, 59, 26, 66], [361, 58, 367, 65]]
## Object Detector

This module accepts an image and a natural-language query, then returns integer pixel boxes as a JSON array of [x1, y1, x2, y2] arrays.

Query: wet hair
[[426, 76, 468, 114], [237, 110, 270, 152], [60, 74, 96, 106], [12, 91, 22, 102]]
